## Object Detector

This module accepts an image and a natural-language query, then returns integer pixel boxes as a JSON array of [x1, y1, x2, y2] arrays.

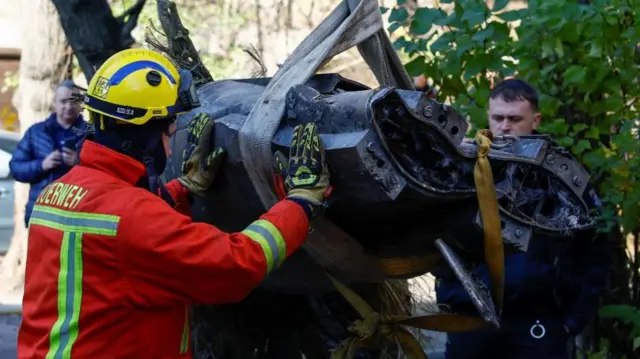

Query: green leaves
[[389, 7, 409, 23], [470, 86, 491, 108], [455, 34, 473, 57], [460, 2, 487, 28], [556, 136, 574, 148], [599, 305, 640, 337], [541, 118, 569, 136], [599, 305, 639, 319], [585, 126, 600, 140], [471, 25, 494, 44], [492, 0, 510, 12], [562, 65, 587, 85], [429, 31, 456, 53], [463, 54, 488, 81], [497, 9, 526, 22], [392, 0, 640, 239], [487, 21, 511, 42], [410, 7, 441, 35], [572, 123, 589, 133], [405, 56, 426, 77], [588, 41, 603, 57], [573, 139, 592, 155], [559, 22, 582, 43]]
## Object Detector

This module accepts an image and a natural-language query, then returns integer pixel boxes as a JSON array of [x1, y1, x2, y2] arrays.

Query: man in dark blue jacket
[[436, 79, 610, 359], [9, 80, 87, 226]]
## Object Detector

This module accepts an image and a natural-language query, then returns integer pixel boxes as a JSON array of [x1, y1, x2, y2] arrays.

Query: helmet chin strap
[[140, 133, 176, 207]]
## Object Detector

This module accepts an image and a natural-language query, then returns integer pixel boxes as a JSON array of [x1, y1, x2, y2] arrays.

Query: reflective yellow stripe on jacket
[[30, 205, 119, 236], [240, 219, 287, 274], [180, 306, 190, 354], [30, 204, 192, 357], [30, 204, 120, 359]]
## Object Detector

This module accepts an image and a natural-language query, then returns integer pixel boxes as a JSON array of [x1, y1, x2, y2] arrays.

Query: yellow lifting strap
[[377, 252, 442, 278], [327, 274, 489, 359], [327, 129, 505, 359], [473, 129, 505, 313]]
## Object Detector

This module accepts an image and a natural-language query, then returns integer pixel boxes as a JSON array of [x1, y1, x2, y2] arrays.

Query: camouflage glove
[[273, 123, 330, 207], [177, 113, 226, 197]]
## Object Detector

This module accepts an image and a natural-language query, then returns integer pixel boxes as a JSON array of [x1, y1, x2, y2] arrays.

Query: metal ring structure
[[529, 320, 546, 339]]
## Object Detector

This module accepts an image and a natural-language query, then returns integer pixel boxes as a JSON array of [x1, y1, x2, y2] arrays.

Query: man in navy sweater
[[435, 79, 610, 359], [10, 80, 88, 226]]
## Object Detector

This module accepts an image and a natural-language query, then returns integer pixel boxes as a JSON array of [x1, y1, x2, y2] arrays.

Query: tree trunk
[[0, 0, 148, 301], [51, 0, 146, 81], [0, 0, 72, 299]]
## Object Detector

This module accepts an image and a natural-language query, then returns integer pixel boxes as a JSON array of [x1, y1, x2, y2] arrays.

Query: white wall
[[0, 1, 23, 49]]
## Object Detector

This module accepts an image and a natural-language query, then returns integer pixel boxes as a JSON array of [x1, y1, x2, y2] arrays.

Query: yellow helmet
[[83, 48, 199, 126]]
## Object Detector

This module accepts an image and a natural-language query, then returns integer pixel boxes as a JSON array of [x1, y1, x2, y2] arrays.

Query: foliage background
[[384, 0, 640, 357]]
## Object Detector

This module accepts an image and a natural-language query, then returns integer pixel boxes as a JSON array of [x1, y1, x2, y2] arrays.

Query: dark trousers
[[445, 315, 571, 359]]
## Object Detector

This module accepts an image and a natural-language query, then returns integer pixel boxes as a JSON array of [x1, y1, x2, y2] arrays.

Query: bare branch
[[117, 0, 146, 48], [147, 0, 213, 86], [242, 45, 268, 78]]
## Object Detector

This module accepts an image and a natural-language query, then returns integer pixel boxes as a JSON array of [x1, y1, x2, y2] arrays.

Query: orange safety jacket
[[17, 139, 309, 359]]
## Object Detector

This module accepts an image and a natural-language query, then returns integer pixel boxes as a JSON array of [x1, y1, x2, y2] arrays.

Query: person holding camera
[[9, 80, 88, 226]]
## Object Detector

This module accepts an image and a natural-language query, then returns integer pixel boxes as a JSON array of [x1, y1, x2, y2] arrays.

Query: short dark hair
[[489, 79, 539, 112], [57, 80, 77, 90]]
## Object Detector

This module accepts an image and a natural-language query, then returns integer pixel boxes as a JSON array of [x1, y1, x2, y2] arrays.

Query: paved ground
[[0, 310, 20, 358]]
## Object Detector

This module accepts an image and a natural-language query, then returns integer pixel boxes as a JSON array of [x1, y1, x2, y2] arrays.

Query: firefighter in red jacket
[[17, 48, 331, 359]]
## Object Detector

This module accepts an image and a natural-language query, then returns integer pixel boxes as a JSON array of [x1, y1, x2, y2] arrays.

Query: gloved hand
[[177, 113, 226, 197], [273, 122, 331, 211]]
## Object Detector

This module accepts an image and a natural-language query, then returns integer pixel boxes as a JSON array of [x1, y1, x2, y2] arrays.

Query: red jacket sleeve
[[117, 193, 309, 307], [163, 179, 191, 216]]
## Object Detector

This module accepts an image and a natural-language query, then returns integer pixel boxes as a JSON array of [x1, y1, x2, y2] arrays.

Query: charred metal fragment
[[164, 73, 599, 288], [368, 92, 596, 235], [435, 239, 499, 328]]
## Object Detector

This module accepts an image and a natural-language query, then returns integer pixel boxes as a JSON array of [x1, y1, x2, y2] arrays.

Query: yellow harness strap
[[327, 129, 505, 358], [327, 274, 488, 359], [473, 129, 504, 313], [86, 113, 107, 130], [377, 252, 442, 278]]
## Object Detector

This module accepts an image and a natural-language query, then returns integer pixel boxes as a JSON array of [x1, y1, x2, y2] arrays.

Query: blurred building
[[0, 48, 19, 133]]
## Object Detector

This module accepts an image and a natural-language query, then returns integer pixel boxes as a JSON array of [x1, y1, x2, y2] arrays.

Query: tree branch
[[51, 0, 147, 81], [117, 0, 146, 49], [146, 0, 213, 86]]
